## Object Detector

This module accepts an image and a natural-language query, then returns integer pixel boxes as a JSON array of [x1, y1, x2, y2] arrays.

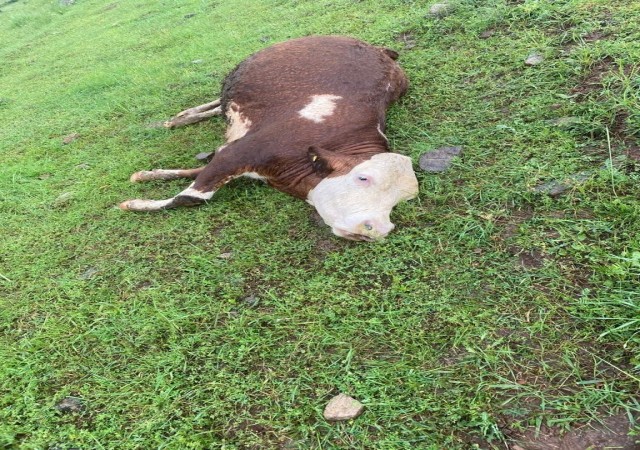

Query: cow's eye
[[358, 176, 368, 181]]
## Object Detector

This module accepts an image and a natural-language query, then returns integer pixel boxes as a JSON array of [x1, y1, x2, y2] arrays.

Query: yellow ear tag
[[312, 155, 318, 162]]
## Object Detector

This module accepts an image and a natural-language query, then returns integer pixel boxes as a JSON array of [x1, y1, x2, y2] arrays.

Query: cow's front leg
[[120, 146, 249, 212], [164, 99, 222, 128], [128, 167, 205, 182], [119, 181, 214, 211]]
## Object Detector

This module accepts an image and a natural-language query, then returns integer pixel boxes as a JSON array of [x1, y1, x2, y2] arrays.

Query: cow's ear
[[308, 146, 335, 177]]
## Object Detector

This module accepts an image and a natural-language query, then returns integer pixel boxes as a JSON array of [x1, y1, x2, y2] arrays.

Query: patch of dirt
[[507, 413, 638, 450], [515, 249, 545, 269], [494, 207, 534, 241], [570, 56, 615, 98], [583, 30, 609, 42]]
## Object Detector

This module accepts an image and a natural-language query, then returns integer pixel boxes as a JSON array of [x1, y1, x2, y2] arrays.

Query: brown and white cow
[[120, 36, 419, 241]]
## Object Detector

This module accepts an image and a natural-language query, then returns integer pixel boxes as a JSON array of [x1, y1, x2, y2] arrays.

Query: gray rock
[[429, 3, 453, 18], [79, 267, 99, 280], [244, 295, 260, 307], [533, 171, 592, 196], [525, 53, 544, 66], [53, 192, 73, 206], [55, 396, 84, 414], [323, 394, 364, 421], [195, 151, 214, 161], [550, 116, 581, 127], [418, 146, 463, 172], [62, 133, 79, 145]]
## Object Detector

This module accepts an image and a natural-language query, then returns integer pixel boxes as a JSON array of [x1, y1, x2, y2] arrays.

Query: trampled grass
[[1, 0, 639, 448]]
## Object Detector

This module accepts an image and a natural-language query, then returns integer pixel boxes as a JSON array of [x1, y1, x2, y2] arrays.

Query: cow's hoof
[[119, 200, 133, 210], [130, 171, 148, 182]]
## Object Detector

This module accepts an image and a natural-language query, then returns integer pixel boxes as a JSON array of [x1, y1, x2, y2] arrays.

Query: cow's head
[[306, 148, 419, 241]]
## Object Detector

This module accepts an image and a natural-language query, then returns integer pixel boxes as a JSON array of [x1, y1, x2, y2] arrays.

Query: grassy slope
[[1, 0, 639, 448]]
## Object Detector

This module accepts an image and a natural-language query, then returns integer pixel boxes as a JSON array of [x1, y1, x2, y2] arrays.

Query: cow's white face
[[307, 153, 418, 241]]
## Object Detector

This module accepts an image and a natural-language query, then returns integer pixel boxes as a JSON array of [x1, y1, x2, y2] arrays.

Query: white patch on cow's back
[[298, 94, 342, 123], [225, 101, 252, 142]]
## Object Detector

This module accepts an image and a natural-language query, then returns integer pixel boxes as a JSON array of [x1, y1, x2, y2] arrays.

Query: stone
[[323, 394, 364, 421], [550, 116, 581, 127], [525, 53, 544, 66], [79, 267, 99, 280], [55, 396, 84, 414], [62, 133, 80, 144], [195, 151, 214, 161], [479, 30, 495, 39], [429, 3, 452, 18], [418, 146, 463, 172], [533, 172, 592, 197], [53, 192, 73, 206]]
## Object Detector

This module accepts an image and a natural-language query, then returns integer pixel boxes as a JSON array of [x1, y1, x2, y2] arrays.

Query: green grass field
[[1, 0, 639, 448]]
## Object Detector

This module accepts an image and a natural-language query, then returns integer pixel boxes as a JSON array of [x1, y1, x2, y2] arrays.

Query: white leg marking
[[225, 102, 252, 142], [179, 182, 215, 200], [298, 94, 342, 123], [120, 198, 174, 211]]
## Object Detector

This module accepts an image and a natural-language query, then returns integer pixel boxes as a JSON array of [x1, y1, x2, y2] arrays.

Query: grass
[[1, 0, 639, 448]]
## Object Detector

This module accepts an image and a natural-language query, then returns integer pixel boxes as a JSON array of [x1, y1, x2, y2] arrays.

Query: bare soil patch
[[507, 413, 638, 450]]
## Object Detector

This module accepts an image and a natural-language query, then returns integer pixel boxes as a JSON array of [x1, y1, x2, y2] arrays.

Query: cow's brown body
[[121, 36, 418, 241]]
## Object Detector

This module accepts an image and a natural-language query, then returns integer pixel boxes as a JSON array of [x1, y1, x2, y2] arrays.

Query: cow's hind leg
[[164, 99, 222, 128]]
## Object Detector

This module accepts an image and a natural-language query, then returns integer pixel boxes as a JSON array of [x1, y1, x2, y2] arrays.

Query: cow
[[120, 35, 419, 241]]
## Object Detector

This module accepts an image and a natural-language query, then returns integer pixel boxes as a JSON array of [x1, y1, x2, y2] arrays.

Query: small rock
[[79, 267, 99, 280], [260, 36, 271, 43], [323, 394, 364, 421], [533, 171, 592, 196], [55, 396, 84, 414], [525, 53, 544, 66], [75, 163, 91, 170], [418, 146, 463, 172], [195, 151, 214, 161], [550, 116, 580, 127], [218, 252, 233, 260], [429, 3, 452, 18], [53, 192, 73, 206], [62, 133, 80, 145], [244, 295, 260, 307], [479, 30, 494, 39]]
